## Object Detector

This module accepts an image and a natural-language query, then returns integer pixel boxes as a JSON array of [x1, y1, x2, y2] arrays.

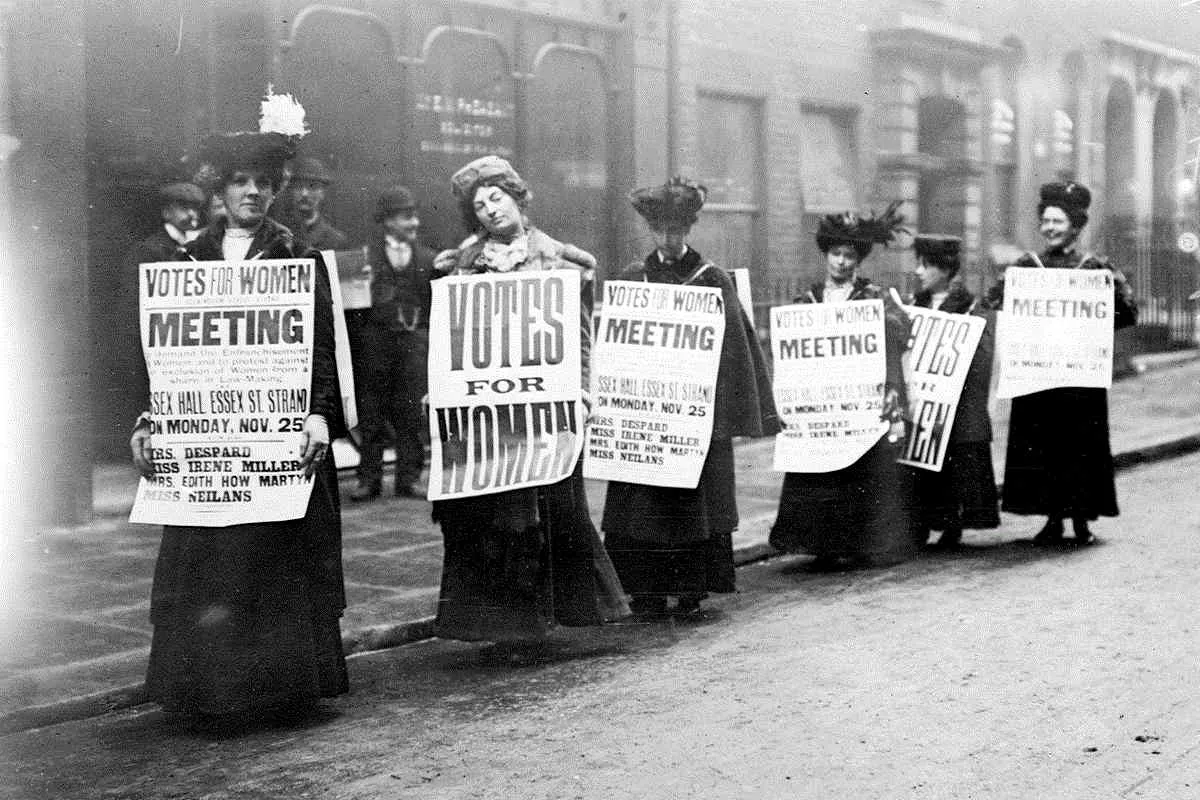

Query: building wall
[[675, 0, 877, 317], [642, 0, 1200, 335]]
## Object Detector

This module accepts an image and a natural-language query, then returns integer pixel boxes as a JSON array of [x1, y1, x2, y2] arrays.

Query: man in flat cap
[[274, 156, 347, 253], [350, 184, 437, 501], [123, 181, 207, 424], [134, 181, 206, 263]]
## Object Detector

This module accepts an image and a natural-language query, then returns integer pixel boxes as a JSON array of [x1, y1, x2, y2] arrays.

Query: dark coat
[[769, 273, 920, 562], [432, 228, 627, 641], [186, 218, 346, 438], [145, 218, 348, 715], [908, 283, 1000, 532], [364, 235, 437, 332], [352, 235, 437, 487], [986, 247, 1127, 519], [603, 248, 779, 597], [984, 248, 1138, 329], [125, 229, 194, 416], [135, 227, 192, 264], [911, 283, 993, 444], [799, 276, 911, 410], [274, 209, 348, 255]]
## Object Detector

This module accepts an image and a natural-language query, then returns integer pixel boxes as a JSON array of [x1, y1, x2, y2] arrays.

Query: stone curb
[[5, 429, 1199, 737], [0, 617, 438, 737]]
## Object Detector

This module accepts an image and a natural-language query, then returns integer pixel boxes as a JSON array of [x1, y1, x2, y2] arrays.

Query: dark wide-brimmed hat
[[815, 201, 908, 259], [289, 156, 333, 185], [629, 176, 707, 229], [159, 182, 206, 207], [193, 89, 308, 188], [1038, 180, 1091, 228], [913, 233, 962, 274], [375, 185, 416, 221]]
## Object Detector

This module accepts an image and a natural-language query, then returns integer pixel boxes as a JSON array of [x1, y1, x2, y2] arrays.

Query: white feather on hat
[[259, 85, 309, 138]]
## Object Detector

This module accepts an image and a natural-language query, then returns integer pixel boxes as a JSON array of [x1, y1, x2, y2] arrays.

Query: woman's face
[[825, 244, 860, 284], [222, 170, 275, 229], [473, 185, 524, 239], [916, 257, 952, 294], [1039, 206, 1079, 251], [651, 225, 689, 261]]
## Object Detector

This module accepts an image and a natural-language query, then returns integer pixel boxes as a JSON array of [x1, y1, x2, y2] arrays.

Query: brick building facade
[[629, 0, 1200, 342]]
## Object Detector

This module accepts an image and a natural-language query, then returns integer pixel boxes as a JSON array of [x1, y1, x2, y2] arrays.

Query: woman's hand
[[881, 388, 907, 444], [433, 249, 459, 274], [130, 415, 155, 478], [298, 414, 331, 478], [880, 387, 903, 422]]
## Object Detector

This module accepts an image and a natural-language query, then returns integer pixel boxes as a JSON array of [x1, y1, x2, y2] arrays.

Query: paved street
[[2, 450, 1199, 799], [2, 353, 1199, 728]]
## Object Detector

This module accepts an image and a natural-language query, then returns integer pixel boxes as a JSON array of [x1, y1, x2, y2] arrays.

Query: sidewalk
[[3, 350, 1198, 733]]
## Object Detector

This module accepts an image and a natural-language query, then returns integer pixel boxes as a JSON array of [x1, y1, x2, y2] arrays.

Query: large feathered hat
[[630, 176, 707, 229], [815, 201, 909, 259], [1037, 180, 1091, 228], [194, 88, 308, 189]]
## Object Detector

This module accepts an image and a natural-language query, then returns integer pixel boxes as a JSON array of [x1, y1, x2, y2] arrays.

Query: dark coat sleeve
[[304, 250, 347, 440], [708, 270, 780, 440], [1109, 265, 1138, 330], [274, 231, 345, 438], [950, 307, 995, 443], [878, 287, 912, 409]]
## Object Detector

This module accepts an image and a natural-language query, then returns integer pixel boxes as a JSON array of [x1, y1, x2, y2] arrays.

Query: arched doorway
[[405, 28, 517, 251], [525, 45, 611, 276], [280, 8, 401, 248]]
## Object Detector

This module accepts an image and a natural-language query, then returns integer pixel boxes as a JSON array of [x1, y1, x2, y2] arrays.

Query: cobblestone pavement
[[1, 352, 1197, 726]]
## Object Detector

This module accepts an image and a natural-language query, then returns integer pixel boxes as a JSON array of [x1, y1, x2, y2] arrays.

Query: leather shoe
[[349, 482, 381, 502], [673, 593, 706, 616], [1033, 518, 1064, 546], [934, 528, 963, 549]]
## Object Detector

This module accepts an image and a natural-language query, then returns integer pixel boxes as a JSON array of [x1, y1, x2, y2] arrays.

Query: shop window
[[690, 93, 763, 297], [799, 107, 857, 213], [409, 28, 517, 249], [526, 46, 609, 272], [918, 96, 966, 159]]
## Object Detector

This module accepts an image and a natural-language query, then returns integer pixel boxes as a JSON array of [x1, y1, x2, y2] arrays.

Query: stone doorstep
[[9, 427, 1200, 737]]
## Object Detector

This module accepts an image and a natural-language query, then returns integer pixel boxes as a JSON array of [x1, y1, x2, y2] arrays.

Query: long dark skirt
[[146, 460, 348, 716], [912, 441, 1000, 532], [1002, 387, 1118, 519], [433, 465, 628, 643], [769, 437, 919, 562], [602, 439, 737, 597]]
